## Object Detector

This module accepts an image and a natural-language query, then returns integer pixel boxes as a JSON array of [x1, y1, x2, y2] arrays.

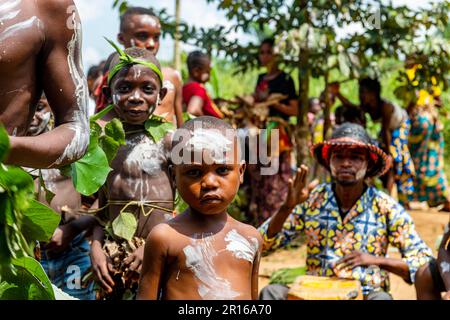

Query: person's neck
[[188, 207, 228, 228], [333, 181, 366, 213], [123, 122, 146, 134], [188, 76, 203, 84], [266, 64, 281, 76]]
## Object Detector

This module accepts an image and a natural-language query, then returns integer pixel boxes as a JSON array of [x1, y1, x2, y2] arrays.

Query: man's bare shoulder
[[147, 222, 179, 245], [37, 0, 76, 17]]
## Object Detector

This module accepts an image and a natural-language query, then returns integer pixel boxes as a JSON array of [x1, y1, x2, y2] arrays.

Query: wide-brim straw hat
[[311, 122, 391, 178]]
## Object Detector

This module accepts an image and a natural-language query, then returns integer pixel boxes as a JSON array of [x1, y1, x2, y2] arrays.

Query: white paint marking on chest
[[441, 261, 450, 274], [124, 135, 166, 175], [41, 169, 61, 194], [0, 16, 40, 42], [224, 229, 258, 263], [55, 13, 89, 165], [0, 0, 21, 16], [183, 233, 239, 300]]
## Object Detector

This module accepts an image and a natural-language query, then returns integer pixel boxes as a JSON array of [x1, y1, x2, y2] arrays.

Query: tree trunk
[[323, 70, 331, 140], [296, 2, 311, 166], [173, 0, 181, 70]]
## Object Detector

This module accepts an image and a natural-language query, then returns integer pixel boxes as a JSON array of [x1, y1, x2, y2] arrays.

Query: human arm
[[173, 71, 184, 128], [5, 0, 89, 168], [387, 203, 434, 284], [258, 166, 318, 252], [329, 82, 359, 109], [251, 235, 263, 300], [137, 224, 169, 300], [186, 96, 205, 117], [335, 251, 410, 282], [271, 99, 299, 117], [437, 224, 450, 291]]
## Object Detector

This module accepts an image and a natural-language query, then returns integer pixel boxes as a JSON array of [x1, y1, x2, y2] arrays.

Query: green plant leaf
[[70, 136, 111, 196], [0, 256, 55, 300], [105, 118, 125, 145], [99, 136, 121, 165], [0, 125, 10, 163], [269, 266, 306, 285], [112, 211, 137, 241], [145, 118, 175, 143], [21, 200, 60, 243]]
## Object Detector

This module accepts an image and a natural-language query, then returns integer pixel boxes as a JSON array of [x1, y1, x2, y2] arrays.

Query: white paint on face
[[113, 94, 120, 105], [55, 12, 89, 165], [224, 229, 259, 263], [133, 68, 142, 80], [141, 15, 160, 28], [163, 80, 175, 91], [0, 16, 40, 42], [186, 129, 233, 164], [183, 233, 239, 300], [130, 38, 136, 48], [32, 112, 51, 136], [441, 261, 450, 274]]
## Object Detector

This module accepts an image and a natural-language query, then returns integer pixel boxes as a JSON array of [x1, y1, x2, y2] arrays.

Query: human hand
[[44, 224, 77, 255], [443, 291, 450, 300], [328, 82, 340, 95], [335, 251, 379, 271], [123, 245, 145, 273], [284, 165, 319, 209], [90, 242, 115, 293]]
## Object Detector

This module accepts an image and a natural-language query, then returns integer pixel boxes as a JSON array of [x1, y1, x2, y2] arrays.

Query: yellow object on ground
[[287, 275, 363, 300]]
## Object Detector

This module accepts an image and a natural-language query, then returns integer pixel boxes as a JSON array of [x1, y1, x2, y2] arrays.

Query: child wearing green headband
[[90, 46, 175, 300]]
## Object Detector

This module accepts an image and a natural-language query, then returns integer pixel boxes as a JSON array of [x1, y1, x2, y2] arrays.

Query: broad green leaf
[[105, 118, 125, 145], [22, 200, 60, 243], [269, 266, 306, 285], [90, 120, 103, 138], [145, 118, 175, 143], [112, 211, 137, 241], [174, 191, 189, 215], [0, 256, 55, 300], [0, 125, 10, 163], [70, 137, 111, 196], [99, 135, 121, 164]]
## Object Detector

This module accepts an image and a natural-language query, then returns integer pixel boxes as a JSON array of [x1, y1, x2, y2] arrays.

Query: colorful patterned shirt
[[258, 183, 433, 296]]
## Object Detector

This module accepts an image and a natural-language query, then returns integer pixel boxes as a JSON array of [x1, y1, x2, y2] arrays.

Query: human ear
[[239, 161, 246, 184], [159, 87, 168, 104], [117, 33, 125, 46], [102, 86, 113, 104]]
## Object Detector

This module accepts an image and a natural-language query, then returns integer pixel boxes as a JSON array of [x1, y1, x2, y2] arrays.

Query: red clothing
[[182, 82, 223, 118]]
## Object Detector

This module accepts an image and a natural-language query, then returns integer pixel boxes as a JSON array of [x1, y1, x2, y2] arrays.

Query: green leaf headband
[[105, 37, 163, 86]]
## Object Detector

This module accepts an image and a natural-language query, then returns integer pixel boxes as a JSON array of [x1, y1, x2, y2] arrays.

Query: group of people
[[0, 1, 449, 301]]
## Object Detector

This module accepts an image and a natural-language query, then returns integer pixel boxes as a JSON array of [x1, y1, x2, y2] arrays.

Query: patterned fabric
[[389, 118, 415, 205], [409, 107, 450, 207], [258, 183, 433, 296]]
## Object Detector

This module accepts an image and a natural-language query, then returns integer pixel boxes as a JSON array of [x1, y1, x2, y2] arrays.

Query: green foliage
[[174, 191, 189, 215], [269, 266, 306, 285], [145, 114, 175, 143], [0, 126, 59, 300], [112, 211, 138, 241]]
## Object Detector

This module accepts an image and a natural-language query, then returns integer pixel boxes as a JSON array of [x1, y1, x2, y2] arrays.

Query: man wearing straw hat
[[258, 123, 433, 300]]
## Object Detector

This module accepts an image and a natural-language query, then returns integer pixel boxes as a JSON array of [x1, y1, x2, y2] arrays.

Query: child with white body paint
[[89, 46, 175, 299], [137, 116, 263, 300]]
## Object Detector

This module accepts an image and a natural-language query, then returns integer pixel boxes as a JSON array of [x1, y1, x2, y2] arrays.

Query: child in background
[[182, 51, 224, 119], [137, 116, 262, 300], [89, 46, 174, 299]]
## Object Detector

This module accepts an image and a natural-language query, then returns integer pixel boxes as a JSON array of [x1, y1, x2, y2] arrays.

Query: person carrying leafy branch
[[89, 41, 175, 300], [25, 95, 97, 300]]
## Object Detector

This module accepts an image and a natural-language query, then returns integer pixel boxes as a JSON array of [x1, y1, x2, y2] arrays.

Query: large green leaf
[[0, 256, 55, 300], [21, 200, 60, 243], [99, 136, 121, 165], [70, 137, 111, 196], [145, 118, 175, 143], [105, 118, 125, 145], [0, 125, 10, 163], [112, 211, 137, 241]]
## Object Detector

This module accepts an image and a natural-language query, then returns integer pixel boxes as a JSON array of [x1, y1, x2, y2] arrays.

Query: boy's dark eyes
[[185, 169, 202, 177], [216, 166, 232, 175]]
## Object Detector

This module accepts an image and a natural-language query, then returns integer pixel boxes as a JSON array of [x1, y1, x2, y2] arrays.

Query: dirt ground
[[258, 207, 449, 300]]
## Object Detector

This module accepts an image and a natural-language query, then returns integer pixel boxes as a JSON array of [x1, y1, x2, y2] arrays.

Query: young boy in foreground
[[137, 116, 262, 300], [90, 46, 174, 299]]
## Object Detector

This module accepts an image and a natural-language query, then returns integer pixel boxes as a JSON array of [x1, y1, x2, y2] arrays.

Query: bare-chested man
[[117, 6, 183, 127], [26, 95, 96, 300], [0, 0, 89, 168], [89, 47, 175, 299], [137, 116, 262, 300]]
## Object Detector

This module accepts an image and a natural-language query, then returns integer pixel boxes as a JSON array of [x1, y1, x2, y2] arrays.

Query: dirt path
[[258, 208, 449, 300]]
